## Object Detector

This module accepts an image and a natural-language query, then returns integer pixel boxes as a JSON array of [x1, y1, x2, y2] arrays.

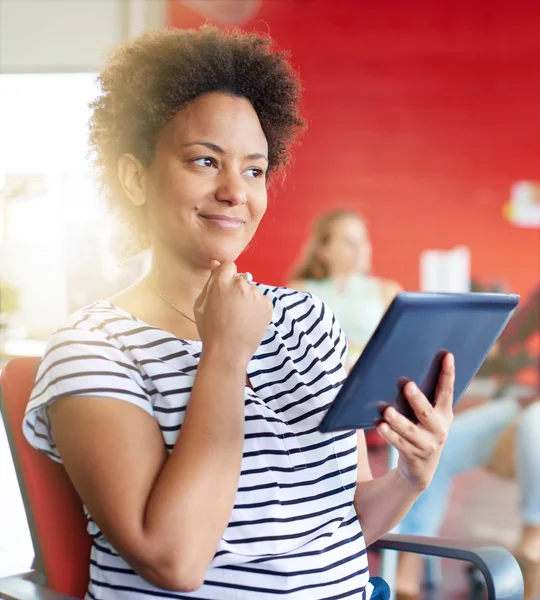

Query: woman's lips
[[199, 214, 245, 230]]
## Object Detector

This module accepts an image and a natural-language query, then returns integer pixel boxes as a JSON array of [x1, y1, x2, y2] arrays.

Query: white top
[[302, 275, 387, 356], [23, 286, 372, 600]]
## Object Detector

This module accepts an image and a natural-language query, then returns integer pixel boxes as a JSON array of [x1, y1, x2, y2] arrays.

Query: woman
[[23, 27, 454, 600], [290, 211, 401, 368]]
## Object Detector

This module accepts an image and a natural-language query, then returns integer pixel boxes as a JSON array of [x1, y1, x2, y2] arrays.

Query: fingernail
[[386, 407, 396, 420], [448, 353, 455, 368], [407, 382, 417, 395]]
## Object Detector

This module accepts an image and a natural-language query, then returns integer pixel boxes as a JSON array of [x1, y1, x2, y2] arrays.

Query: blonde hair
[[292, 210, 367, 281]]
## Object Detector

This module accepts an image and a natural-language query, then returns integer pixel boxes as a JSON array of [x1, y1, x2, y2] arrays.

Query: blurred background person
[[289, 210, 401, 369], [396, 282, 540, 600]]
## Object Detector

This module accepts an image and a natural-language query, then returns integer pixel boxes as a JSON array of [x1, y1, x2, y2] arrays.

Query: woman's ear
[[117, 153, 147, 207]]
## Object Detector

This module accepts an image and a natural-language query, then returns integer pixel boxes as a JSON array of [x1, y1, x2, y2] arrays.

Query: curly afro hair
[[88, 25, 305, 257]]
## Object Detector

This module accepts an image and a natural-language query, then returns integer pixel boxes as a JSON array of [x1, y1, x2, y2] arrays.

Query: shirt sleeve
[[23, 324, 153, 463], [310, 292, 349, 371], [288, 289, 349, 384]]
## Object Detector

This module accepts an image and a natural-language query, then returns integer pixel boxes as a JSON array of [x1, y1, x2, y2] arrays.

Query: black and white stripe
[[24, 286, 371, 599]]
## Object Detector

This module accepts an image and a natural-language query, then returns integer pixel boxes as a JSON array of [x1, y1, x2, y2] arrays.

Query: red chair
[[0, 357, 525, 599], [0, 357, 90, 599]]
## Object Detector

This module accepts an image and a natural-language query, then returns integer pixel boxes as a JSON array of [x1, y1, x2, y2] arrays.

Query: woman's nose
[[215, 172, 248, 206]]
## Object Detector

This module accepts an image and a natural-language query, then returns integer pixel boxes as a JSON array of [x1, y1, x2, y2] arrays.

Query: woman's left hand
[[376, 352, 455, 491]]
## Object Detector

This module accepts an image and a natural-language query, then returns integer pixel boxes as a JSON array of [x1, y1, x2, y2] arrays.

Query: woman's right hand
[[194, 260, 273, 365]]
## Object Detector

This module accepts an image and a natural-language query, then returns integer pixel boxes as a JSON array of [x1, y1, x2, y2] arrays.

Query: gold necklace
[[156, 292, 197, 324]]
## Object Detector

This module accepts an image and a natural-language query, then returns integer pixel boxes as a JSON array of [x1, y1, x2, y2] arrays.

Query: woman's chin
[[199, 244, 246, 266]]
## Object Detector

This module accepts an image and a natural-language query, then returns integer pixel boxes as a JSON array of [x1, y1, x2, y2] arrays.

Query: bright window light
[[0, 73, 99, 175]]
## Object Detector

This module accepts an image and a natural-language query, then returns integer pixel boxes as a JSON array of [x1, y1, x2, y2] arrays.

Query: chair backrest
[[0, 357, 91, 598]]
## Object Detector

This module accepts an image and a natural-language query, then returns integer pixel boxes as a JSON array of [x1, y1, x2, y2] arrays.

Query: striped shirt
[[23, 286, 372, 599]]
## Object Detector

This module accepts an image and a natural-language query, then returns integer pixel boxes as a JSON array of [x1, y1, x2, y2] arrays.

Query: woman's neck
[[146, 248, 211, 307]]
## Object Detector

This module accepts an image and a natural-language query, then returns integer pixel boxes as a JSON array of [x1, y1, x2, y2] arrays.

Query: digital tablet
[[319, 292, 520, 433]]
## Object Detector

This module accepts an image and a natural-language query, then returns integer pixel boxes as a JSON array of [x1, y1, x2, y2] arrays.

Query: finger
[[382, 405, 432, 450], [434, 352, 455, 414], [215, 261, 237, 281], [376, 421, 421, 458], [199, 260, 221, 297], [194, 261, 230, 312], [401, 382, 446, 436], [233, 273, 252, 288], [376, 401, 391, 417]]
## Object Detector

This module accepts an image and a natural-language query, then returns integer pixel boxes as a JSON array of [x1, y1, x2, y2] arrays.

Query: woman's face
[[141, 92, 269, 267], [319, 216, 372, 276]]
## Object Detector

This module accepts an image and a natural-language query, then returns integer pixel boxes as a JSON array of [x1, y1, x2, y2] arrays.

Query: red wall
[[169, 0, 540, 298]]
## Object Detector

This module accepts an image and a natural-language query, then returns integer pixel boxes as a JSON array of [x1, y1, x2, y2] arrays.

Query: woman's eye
[[245, 167, 265, 179], [193, 157, 217, 168]]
